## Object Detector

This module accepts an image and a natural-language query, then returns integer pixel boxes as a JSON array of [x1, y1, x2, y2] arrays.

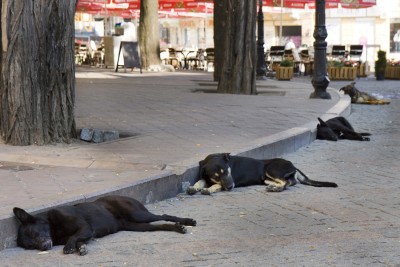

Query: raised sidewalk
[[0, 68, 350, 250]]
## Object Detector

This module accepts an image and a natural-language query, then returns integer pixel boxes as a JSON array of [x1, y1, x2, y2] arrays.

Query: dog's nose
[[39, 240, 53, 251], [226, 183, 235, 191]]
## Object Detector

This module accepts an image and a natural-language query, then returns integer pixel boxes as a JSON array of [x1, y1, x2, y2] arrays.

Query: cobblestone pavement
[[0, 70, 341, 219], [0, 78, 399, 266]]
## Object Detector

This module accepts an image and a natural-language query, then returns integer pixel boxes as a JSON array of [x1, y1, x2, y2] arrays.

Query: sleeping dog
[[186, 153, 337, 194], [317, 117, 371, 141], [13, 195, 196, 255], [339, 82, 390, 105]]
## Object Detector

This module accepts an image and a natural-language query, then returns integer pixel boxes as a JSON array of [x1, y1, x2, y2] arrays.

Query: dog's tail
[[296, 168, 338, 188]]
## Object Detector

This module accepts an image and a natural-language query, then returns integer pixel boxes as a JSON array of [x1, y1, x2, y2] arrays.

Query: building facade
[[75, 0, 400, 67]]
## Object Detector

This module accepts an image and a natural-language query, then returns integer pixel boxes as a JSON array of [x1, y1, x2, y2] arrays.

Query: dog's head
[[316, 118, 338, 141], [13, 207, 53, 251], [339, 82, 357, 97], [199, 153, 235, 191]]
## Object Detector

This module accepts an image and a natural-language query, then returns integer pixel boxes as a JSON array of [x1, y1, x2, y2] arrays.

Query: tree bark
[[217, 0, 257, 95], [213, 1, 227, 82], [0, 0, 77, 145], [139, 0, 161, 69]]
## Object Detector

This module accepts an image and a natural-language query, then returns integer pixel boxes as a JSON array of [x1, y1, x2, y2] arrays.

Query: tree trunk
[[217, 0, 257, 95], [139, 0, 161, 69], [0, 0, 77, 146], [213, 1, 227, 82]]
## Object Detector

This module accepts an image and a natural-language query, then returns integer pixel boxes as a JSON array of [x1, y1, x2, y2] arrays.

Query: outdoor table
[[177, 50, 196, 69]]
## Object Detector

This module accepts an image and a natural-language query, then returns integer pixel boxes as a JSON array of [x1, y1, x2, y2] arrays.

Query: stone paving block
[[1, 74, 399, 265], [80, 128, 94, 141], [92, 129, 104, 143], [103, 130, 119, 142]]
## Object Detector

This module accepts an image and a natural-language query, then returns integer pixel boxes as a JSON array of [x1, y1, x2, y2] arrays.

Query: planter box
[[328, 67, 357, 80], [385, 66, 400, 80], [358, 63, 369, 77], [276, 67, 293, 80]]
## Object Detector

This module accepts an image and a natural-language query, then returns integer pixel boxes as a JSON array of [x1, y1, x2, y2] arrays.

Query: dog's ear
[[317, 117, 328, 127], [198, 160, 206, 180], [198, 160, 205, 177], [350, 85, 357, 94], [223, 153, 230, 162], [199, 166, 205, 180], [199, 159, 205, 167], [13, 207, 36, 225]]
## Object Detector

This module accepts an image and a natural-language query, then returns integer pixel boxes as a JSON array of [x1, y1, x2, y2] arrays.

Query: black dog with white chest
[[186, 153, 337, 194], [13, 195, 196, 255]]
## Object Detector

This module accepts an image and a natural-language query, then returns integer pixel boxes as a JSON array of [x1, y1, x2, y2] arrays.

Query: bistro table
[[176, 49, 197, 69]]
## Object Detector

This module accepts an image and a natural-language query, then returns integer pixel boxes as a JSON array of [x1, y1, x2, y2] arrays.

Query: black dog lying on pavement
[[186, 153, 337, 194], [13, 195, 196, 256], [317, 117, 371, 141]]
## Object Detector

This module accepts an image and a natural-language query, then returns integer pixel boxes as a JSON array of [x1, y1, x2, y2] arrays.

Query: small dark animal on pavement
[[186, 153, 337, 194], [339, 82, 390, 105], [13, 195, 196, 256], [317, 117, 371, 141]]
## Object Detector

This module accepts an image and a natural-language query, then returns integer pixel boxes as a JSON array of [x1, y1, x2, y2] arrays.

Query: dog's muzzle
[[38, 239, 53, 251], [223, 182, 235, 191], [221, 170, 235, 191]]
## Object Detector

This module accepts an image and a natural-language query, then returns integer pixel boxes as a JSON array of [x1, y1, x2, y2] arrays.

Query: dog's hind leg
[[264, 177, 287, 192], [123, 222, 189, 234], [187, 179, 207, 195], [340, 131, 370, 141], [360, 132, 371, 136], [128, 210, 196, 227], [335, 117, 355, 131]]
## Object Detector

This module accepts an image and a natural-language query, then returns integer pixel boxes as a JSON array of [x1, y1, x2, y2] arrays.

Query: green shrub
[[374, 50, 387, 73], [280, 59, 293, 67]]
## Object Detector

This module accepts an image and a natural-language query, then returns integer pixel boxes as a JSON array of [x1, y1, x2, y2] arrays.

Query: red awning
[[262, 0, 376, 9], [76, 0, 376, 17], [76, 0, 213, 17]]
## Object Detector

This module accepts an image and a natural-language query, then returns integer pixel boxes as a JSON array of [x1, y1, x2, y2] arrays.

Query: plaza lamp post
[[310, 0, 331, 99], [256, 0, 267, 79]]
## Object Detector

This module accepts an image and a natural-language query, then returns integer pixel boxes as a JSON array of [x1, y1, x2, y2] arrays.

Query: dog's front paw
[[200, 188, 211, 195], [362, 137, 370, 141], [63, 243, 77, 254], [186, 186, 198, 195], [77, 242, 88, 256]]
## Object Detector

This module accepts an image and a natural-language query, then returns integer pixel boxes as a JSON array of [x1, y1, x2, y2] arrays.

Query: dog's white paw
[[265, 185, 284, 192], [200, 189, 211, 195], [78, 243, 88, 256], [186, 186, 198, 195]]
